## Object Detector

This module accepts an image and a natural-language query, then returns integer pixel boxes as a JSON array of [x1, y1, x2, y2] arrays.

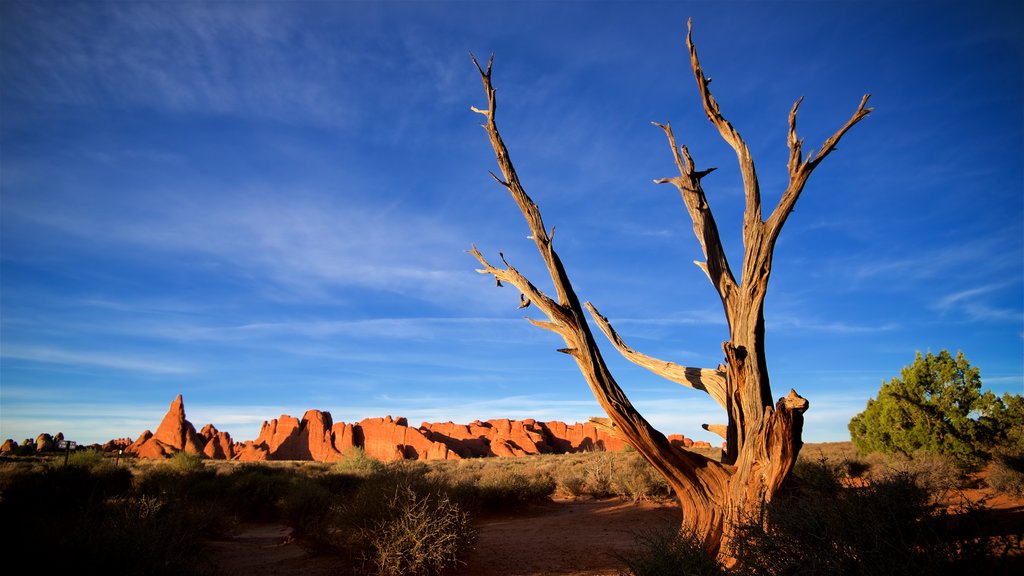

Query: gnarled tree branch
[[469, 54, 730, 510], [586, 302, 728, 410]]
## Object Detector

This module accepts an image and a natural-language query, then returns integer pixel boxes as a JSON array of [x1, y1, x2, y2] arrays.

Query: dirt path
[[454, 498, 679, 576]]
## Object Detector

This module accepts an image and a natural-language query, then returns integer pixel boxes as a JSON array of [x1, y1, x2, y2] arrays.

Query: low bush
[[583, 450, 616, 497], [335, 447, 386, 476], [989, 448, 1024, 498], [217, 464, 303, 521], [60, 448, 107, 470], [617, 528, 723, 576], [0, 465, 215, 576], [864, 449, 963, 501], [168, 450, 205, 473], [612, 452, 671, 502], [361, 485, 476, 576], [557, 467, 588, 497], [474, 466, 556, 509], [729, 468, 992, 575]]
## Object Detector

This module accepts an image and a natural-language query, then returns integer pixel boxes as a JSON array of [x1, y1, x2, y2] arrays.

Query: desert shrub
[[729, 469, 993, 575], [0, 465, 215, 576], [89, 493, 219, 576], [134, 462, 220, 503], [331, 466, 431, 533], [583, 450, 617, 497], [613, 453, 671, 502], [362, 485, 476, 576], [864, 449, 963, 500], [474, 466, 555, 509], [325, 467, 461, 568], [60, 448, 107, 470], [558, 467, 588, 497], [791, 454, 846, 496], [988, 454, 1024, 497], [335, 446, 386, 476], [617, 528, 723, 576], [217, 464, 300, 521], [988, 427, 1024, 496], [0, 464, 131, 523], [280, 473, 335, 531], [168, 450, 205, 473]]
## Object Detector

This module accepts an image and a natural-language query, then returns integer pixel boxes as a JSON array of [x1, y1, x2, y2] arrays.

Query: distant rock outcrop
[[35, 433, 54, 452], [127, 395, 235, 460], [0, 439, 17, 454], [199, 424, 234, 460], [668, 434, 713, 450], [123, 395, 711, 462], [101, 438, 133, 452]]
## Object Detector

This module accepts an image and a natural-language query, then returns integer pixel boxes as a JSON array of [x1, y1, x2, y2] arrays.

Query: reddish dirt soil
[[454, 498, 679, 576]]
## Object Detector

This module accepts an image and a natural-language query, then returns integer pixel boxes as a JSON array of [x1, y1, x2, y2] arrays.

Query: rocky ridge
[[1, 395, 715, 461], [133, 396, 716, 461]]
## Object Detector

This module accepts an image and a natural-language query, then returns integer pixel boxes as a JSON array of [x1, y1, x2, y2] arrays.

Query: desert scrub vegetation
[[0, 463, 212, 576], [987, 425, 1024, 497], [619, 454, 1005, 575], [547, 449, 673, 501], [167, 450, 205, 473], [335, 446, 386, 475]]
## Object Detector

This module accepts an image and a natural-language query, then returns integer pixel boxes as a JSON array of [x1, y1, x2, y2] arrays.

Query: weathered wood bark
[[469, 20, 870, 563]]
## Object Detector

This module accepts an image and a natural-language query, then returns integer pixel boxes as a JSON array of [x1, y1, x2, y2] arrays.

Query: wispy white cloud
[[1, 345, 193, 374], [850, 233, 1021, 286], [3, 2, 360, 127], [770, 315, 899, 334], [933, 282, 1021, 323], [8, 185, 481, 308]]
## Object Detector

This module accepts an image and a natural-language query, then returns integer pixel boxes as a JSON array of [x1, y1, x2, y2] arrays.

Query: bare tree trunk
[[469, 20, 870, 563]]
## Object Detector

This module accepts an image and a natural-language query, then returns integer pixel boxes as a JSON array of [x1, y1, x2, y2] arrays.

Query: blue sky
[[2, 1, 1021, 446]]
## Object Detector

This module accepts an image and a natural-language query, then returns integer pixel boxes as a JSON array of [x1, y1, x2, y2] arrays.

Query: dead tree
[[469, 20, 870, 561]]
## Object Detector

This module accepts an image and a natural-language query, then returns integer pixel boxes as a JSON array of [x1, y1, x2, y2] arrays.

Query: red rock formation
[[35, 433, 54, 452], [127, 395, 203, 458], [127, 430, 176, 458], [100, 437, 133, 452], [235, 442, 268, 462], [331, 422, 357, 455], [667, 434, 694, 449], [542, 421, 626, 452], [303, 410, 341, 462], [0, 439, 17, 453], [357, 416, 457, 462], [247, 410, 343, 461], [152, 395, 203, 454], [121, 395, 701, 463], [199, 424, 235, 460], [419, 421, 491, 457]]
